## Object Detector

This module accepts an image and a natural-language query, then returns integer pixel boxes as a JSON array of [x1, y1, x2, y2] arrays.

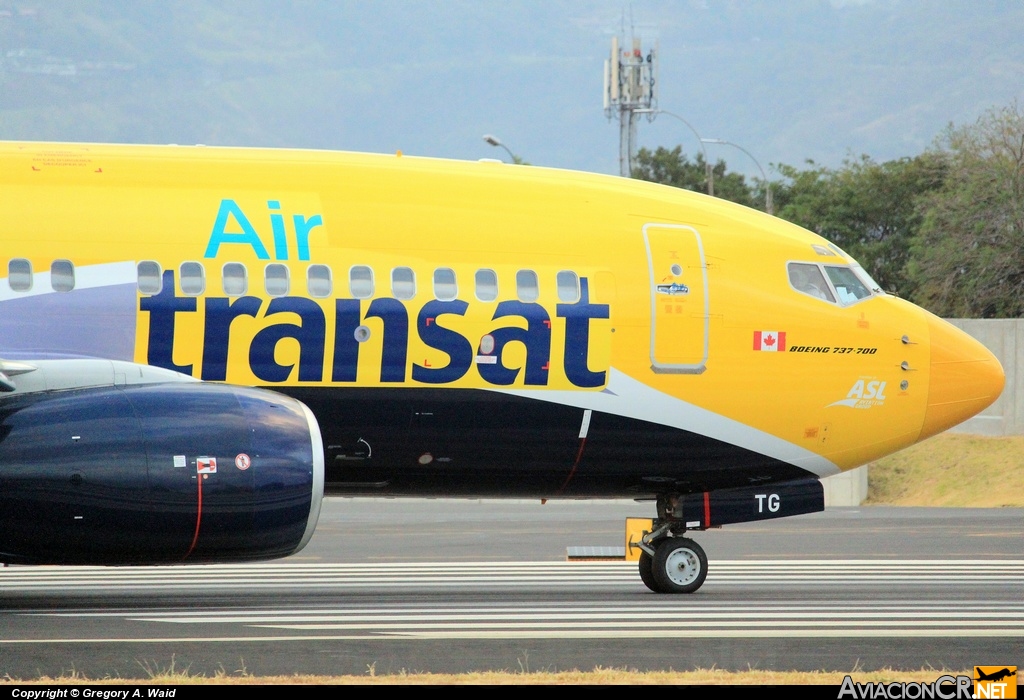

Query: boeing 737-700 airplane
[[0, 142, 1004, 593]]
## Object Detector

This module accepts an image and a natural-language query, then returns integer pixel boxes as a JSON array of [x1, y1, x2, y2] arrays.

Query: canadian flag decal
[[753, 331, 786, 352]]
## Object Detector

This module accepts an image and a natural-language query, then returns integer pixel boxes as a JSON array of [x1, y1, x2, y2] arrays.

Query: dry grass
[[866, 433, 1024, 507], [5, 667, 974, 685]]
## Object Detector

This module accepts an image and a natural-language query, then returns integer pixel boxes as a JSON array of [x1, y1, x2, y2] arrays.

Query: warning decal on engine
[[197, 456, 217, 474]]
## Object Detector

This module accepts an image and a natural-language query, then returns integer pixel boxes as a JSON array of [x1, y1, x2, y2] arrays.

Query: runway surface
[[1, 500, 1021, 678]]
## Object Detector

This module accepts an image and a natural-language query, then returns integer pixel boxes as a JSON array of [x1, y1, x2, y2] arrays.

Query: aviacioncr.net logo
[[973, 667, 1017, 699], [838, 674, 972, 699]]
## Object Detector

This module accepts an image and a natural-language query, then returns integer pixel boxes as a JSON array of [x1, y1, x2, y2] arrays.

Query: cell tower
[[603, 34, 657, 177]]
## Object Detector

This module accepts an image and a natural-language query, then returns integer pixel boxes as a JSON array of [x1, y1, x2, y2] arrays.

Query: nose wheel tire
[[649, 537, 708, 593], [638, 551, 657, 591]]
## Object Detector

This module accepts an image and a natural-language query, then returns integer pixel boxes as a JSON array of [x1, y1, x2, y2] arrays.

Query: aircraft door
[[643, 223, 709, 373]]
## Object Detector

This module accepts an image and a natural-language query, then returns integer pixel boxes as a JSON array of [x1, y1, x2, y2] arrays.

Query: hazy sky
[[2, 1, 1022, 179]]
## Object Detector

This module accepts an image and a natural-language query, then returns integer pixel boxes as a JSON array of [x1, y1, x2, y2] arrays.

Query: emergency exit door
[[643, 223, 709, 373]]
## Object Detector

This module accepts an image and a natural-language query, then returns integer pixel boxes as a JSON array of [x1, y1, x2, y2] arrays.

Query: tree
[[907, 102, 1024, 317], [773, 154, 945, 298], [632, 146, 756, 209]]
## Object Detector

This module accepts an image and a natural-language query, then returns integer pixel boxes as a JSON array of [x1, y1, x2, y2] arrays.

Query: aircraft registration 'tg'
[[0, 142, 1005, 593]]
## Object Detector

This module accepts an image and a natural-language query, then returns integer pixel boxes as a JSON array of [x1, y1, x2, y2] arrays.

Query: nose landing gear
[[634, 496, 709, 593], [631, 479, 826, 593], [636, 527, 708, 594]]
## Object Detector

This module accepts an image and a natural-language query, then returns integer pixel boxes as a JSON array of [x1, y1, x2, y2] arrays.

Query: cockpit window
[[788, 263, 835, 303], [851, 264, 883, 295], [824, 265, 872, 304], [827, 243, 848, 259]]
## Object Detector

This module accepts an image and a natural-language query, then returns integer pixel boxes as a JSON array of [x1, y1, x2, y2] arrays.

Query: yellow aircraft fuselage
[[0, 142, 1004, 501]]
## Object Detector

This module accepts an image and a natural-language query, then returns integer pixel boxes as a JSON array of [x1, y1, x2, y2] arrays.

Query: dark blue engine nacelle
[[0, 383, 324, 565]]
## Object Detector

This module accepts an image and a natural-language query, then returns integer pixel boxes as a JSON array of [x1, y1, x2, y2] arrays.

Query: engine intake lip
[[292, 398, 325, 555]]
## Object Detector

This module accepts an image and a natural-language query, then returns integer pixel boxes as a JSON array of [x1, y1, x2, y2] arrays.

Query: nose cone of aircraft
[[919, 315, 1005, 441]]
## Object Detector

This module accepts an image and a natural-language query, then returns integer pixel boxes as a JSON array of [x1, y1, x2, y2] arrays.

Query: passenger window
[[475, 269, 498, 301], [180, 262, 205, 296], [516, 269, 539, 302], [265, 263, 289, 297], [222, 262, 247, 296], [8, 258, 33, 292], [825, 266, 872, 304], [307, 264, 332, 298], [350, 265, 374, 299], [137, 261, 162, 295], [392, 267, 416, 300], [51, 260, 75, 292], [788, 263, 835, 303], [556, 271, 580, 303], [433, 267, 457, 301]]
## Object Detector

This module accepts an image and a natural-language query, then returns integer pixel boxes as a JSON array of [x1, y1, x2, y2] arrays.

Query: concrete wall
[[946, 318, 1023, 436], [823, 466, 868, 507]]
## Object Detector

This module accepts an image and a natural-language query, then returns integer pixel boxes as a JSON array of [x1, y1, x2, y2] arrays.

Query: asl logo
[[973, 667, 1017, 699], [829, 377, 887, 409]]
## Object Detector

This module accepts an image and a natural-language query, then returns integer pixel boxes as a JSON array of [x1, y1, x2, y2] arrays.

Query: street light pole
[[635, 109, 713, 196], [483, 134, 519, 164], [701, 138, 772, 214]]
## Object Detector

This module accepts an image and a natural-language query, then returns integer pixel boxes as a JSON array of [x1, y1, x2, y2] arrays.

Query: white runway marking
[[1, 560, 1022, 591], [8, 602, 1024, 642], [2, 560, 1022, 643]]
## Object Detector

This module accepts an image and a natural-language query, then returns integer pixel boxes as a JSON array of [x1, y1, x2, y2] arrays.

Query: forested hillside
[[1, 1, 1021, 174], [634, 102, 1024, 317]]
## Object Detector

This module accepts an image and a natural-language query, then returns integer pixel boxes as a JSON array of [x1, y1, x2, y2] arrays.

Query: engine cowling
[[0, 382, 324, 564]]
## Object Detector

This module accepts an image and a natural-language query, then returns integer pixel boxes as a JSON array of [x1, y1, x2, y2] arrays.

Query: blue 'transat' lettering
[[141, 273, 607, 389], [557, 278, 609, 388], [140, 270, 197, 375], [413, 300, 473, 384]]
